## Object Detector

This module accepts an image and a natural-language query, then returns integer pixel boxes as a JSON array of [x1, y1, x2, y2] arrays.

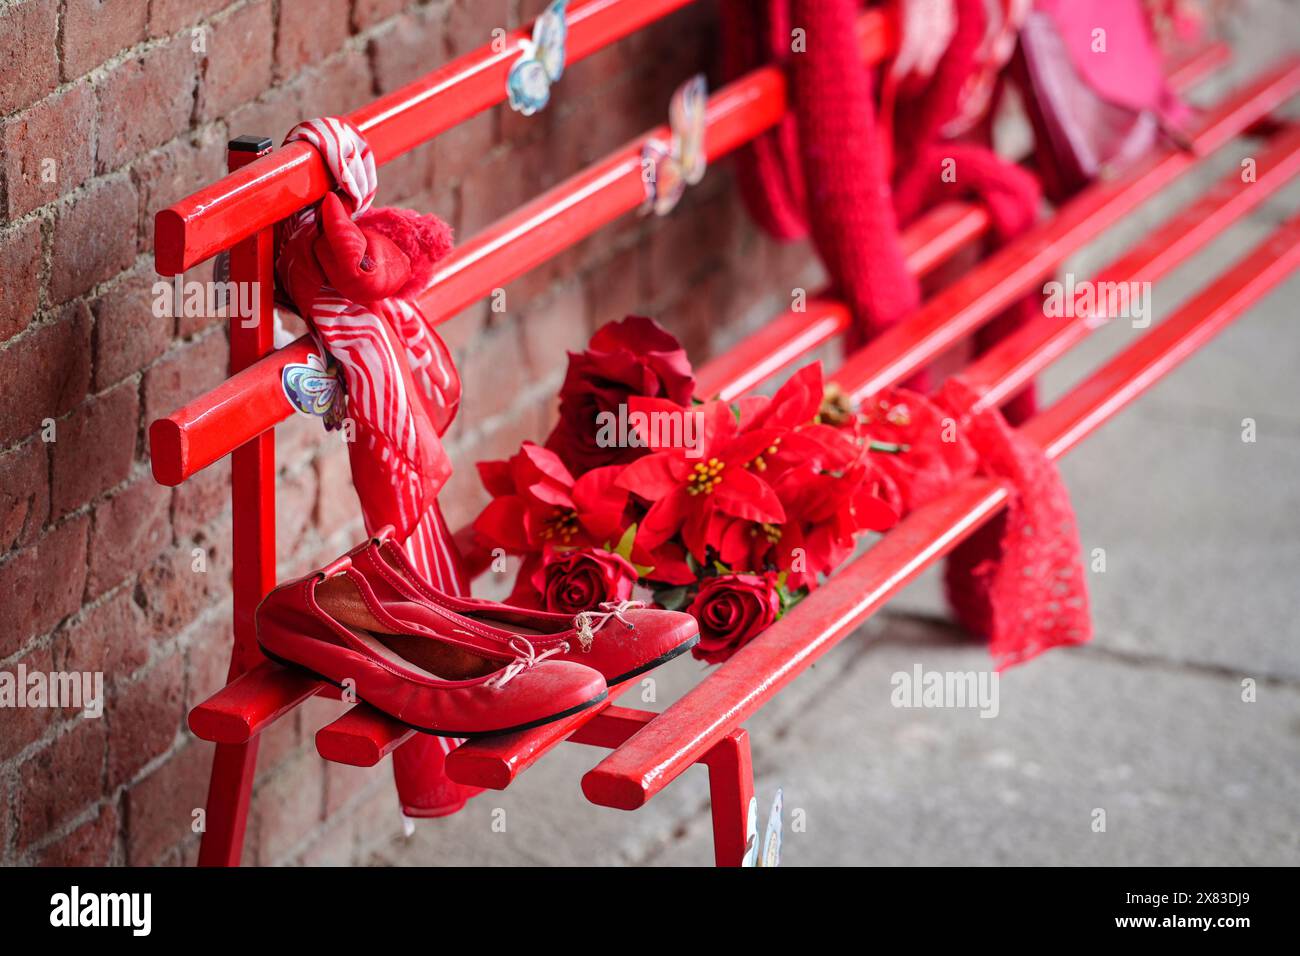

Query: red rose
[[545, 315, 696, 473], [688, 572, 781, 665], [517, 547, 639, 616]]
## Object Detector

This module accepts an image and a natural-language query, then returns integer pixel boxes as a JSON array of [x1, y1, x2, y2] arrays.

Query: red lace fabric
[[863, 378, 1091, 668]]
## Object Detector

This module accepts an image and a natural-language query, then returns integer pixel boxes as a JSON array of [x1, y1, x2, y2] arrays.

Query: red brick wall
[[0, 0, 821, 864]]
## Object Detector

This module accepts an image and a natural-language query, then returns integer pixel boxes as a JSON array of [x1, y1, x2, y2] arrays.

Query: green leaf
[[654, 586, 691, 611], [613, 523, 638, 561]]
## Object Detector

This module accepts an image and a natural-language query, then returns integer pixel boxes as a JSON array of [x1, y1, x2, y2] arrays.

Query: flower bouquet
[[470, 315, 936, 664]]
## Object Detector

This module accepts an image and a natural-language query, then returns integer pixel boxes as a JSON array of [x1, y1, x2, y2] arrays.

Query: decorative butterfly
[[282, 350, 345, 430], [507, 0, 568, 116], [741, 788, 783, 867], [641, 74, 708, 216]]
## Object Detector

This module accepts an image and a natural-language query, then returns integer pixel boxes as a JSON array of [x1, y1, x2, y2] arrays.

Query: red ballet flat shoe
[[255, 556, 608, 737], [345, 528, 699, 685]]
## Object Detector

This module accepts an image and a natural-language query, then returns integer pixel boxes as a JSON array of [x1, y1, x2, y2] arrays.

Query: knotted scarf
[[276, 117, 477, 817]]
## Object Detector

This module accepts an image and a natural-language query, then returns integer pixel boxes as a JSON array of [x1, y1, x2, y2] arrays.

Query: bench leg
[[197, 738, 260, 866], [702, 729, 754, 867]]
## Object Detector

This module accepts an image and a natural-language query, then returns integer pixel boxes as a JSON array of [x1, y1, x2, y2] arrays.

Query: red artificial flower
[[854, 388, 979, 515], [473, 442, 629, 555], [616, 398, 786, 562], [711, 364, 898, 584], [545, 315, 696, 473], [511, 546, 639, 615], [688, 572, 782, 664]]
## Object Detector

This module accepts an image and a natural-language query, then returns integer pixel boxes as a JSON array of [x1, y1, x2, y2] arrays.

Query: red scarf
[[277, 117, 477, 818]]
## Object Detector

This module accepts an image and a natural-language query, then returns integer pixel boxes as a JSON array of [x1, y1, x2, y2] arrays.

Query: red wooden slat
[[147, 42, 1238, 489], [834, 57, 1300, 406], [154, 0, 709, 274], [189, 661, 323, 744]]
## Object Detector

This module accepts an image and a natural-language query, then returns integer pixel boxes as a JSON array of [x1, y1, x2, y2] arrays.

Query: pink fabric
[[278, 118, 477, 817]]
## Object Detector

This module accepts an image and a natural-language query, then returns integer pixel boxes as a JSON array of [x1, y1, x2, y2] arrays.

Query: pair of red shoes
[[255, 529, 698, 737]]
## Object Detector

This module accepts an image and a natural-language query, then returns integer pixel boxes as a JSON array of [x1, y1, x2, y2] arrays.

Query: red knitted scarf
[[722, 0, 1090, 665]]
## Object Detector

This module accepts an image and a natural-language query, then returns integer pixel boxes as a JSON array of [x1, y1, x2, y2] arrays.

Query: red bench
[[150, 0, 1300, 865]]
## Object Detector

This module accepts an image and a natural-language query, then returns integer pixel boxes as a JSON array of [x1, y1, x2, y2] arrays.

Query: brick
[[47, 175, 139, 304], [227, 49, 369, 140], [0, 775, 9, 862], [141, 330, 227, 427], [18, 718, 107, 849], [0, 515, 89, 655], [0, 0, 59, 113], [36, 802, 118, 866], [225, 80, 304, 147], [1, 81, 97, 218], [131, 128, 225, 254], [306, 47, 374, 118], [95, 37, 199, 173], [124, 740, 210, 864], [274, 405, 330, 474], [371, 140, 435, 207], [183, 613, 232, 713], [0, 219, 43, 342], [0, 440, 49, 553], [444, 0, 510, 58], [86, 475, 170, 598], [0, 643, 57, 762], [148, 0, 229, 37], [50, 380, 140, 519], [196, 0, 274, 121], [61, 0, 147, 79], [520, 280, 590, 382], [456, 317, 527, 424], [352, 0, 408, 31], [431, 101, 495, 187], [458, 145, 532, 238], [274, 0, 351, 81], [251, 751, 324, 864], [173, 257, 219, 338], [0, 302, 93, 445], [91, 264, 174, 389], [275, 461, 317, 567], [58, 585, 152, 679], [171, 454, 229, 539], [107, 652, 184, 787], [585, 242, 644, 328], [368, 6, 445, 95], [314, 444, 357, 533], [135, 536, 229, 637]]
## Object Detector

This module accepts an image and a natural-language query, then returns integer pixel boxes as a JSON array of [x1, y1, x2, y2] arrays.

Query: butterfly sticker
[[507, 0, 568, 116], [282, 350, 345, 430], [641, 73, 708, 217], [741, 788, 783, 867]]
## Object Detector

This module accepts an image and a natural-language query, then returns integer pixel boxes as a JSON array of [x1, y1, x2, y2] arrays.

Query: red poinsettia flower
[[474, 442, 629, 555], [544, 315, 696, 473], [733, 363, 862, 479], [710, 363, 897, 583], [853, 388, 979, 515], [616, 398, 786, 562]]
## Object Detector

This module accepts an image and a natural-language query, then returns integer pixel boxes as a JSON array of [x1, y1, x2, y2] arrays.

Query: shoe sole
[[604, 633, 700, 686], [257, 643, 609, 739]]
